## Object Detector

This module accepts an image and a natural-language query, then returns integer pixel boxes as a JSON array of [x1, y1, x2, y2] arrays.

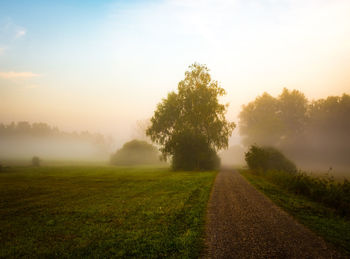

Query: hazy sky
[[1, 0, 350, 147]]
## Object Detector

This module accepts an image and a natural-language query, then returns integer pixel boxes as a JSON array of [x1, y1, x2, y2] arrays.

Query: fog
[[0, 122, 111, 163], [219, 145, 246, 168], [1, 1, 350, 173], [1, 88, 350, 176], [0, 136, 108, 161], [282, 131, 350, 176], [239, 90, 350, 176]]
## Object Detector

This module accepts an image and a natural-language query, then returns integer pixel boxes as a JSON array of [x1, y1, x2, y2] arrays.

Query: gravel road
[[203, 169, 345, 258]]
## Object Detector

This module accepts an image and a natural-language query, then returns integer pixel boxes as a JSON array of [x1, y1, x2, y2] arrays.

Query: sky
[[1, 0, 350, 148]]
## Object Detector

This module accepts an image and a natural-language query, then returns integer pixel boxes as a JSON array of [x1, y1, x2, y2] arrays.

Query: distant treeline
[[239, 89, 350, 170], [0, 121, 112, 160], [0, 121, 110, 146]]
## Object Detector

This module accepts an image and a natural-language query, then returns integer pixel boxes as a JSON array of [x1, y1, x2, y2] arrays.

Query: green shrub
[[31, 156, 40, 167], [245, 145, 297, 174], [110, 140, 161, 166], [245, 145, 350, 217], [263, 170, 350, 217]]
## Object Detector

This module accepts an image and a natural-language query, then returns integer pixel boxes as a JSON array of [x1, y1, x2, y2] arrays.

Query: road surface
[[204, 169, 344, 258]]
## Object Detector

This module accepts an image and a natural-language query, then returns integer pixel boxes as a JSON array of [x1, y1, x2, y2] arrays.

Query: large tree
[[239, 88, 308, 147], [146, 63, 235, 170], [239, 92, 283, 146], [239, 89, 350, 169]]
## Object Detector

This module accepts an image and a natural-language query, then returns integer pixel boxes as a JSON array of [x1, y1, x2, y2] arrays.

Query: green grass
[[239, 169, 350, 255], [0, 166, 216, 258]]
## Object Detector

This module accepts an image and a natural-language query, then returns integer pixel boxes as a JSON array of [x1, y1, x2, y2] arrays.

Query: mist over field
[[0, 122, 111, 162], [0, 136, 106, 161], [1, 2, 350, 258], [238, 91, 350, 175], [0, 0, 349, 175]]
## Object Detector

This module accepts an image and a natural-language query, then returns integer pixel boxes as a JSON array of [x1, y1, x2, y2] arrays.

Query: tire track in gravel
[[203, 169, 345, 258]]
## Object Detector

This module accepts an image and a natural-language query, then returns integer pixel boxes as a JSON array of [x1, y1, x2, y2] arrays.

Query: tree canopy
[[239, 88, 308, 146], [146, 63, 235, 170], [239, 89, 350, 170]]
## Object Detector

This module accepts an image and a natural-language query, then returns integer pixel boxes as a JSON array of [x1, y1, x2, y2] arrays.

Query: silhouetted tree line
[[239, 89, 350, 169], [0, 121, 111, 150]]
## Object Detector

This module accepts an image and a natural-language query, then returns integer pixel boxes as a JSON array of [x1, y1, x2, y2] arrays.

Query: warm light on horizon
[[1, 0, 350, 147]]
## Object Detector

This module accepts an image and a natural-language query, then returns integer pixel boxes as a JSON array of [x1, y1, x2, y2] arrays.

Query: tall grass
[[258, 170, 350, 217]]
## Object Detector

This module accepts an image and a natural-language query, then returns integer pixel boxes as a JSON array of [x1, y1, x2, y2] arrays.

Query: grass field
[[0, 166, 216, 258], [239, 169, 350, 255]]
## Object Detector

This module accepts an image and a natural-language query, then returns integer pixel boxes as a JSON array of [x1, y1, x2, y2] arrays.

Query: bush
[[171, 133, 220, 171], [245, 145, 296, 174], [110, 140, 161, 166], [245, 145, 350, 217], [31, 156, 40, 167], [263, 170, 350, 217]]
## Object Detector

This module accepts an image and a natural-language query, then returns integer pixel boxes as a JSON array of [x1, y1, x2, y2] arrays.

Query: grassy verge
[[239, 169, 350, 255], [0, 166, 216, 258]]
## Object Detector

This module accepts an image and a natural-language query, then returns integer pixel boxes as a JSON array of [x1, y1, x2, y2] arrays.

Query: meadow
[[240, 169, 350, 255], [0, 166, 216, 258]]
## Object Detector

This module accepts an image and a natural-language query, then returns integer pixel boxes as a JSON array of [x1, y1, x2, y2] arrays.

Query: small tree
[[146, 63, 235, 170], [31, 156, 40, 167]]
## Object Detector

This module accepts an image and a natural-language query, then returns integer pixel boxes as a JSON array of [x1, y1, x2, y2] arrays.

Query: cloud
[[0, 19, 27, 40], [105, 0, 350, 101], [0, 71, 40, 79], [15, 28, 26, 38]]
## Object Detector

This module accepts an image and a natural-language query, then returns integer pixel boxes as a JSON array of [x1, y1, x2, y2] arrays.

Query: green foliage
[[239, 92, 284, 146], [240, 170, 350, 255], [146, 63, 235, 171], [278, 88, 308, 138], [239, 88, 308, 146], [259, 170, 350, 218], [239, 89, 350, 168], [171, 132, 220, 171], [31, 156, 40, 167], [306, 94, 350, 166], [245, 145, 297, 174], [110, 139, 161, 165], [0, 166, 216, 258]]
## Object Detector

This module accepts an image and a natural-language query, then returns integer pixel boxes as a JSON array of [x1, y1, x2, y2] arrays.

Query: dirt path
[[204, 169, 344, 258]]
